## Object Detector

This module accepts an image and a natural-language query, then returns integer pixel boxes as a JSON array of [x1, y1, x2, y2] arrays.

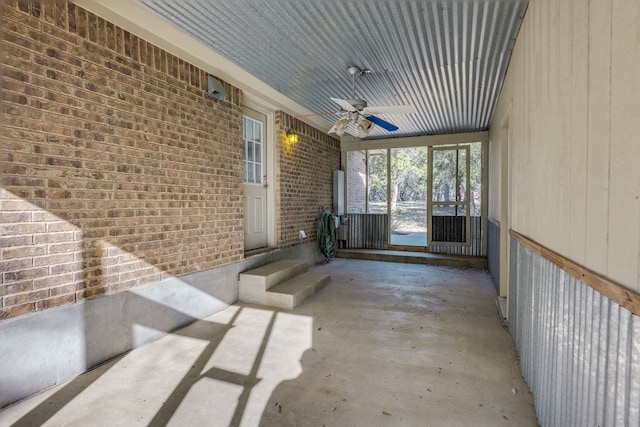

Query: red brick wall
[[1, 2, 245, 319], [276, 113, 340, 247]]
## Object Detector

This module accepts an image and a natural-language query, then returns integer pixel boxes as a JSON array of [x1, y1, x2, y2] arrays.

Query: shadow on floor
[[2, 303, 314, 427]]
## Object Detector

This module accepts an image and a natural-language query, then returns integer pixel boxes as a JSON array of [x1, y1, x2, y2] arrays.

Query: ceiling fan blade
[[365, 115, 399, 132], [363, 104, 416, 115], [330, 97, 357, 112]]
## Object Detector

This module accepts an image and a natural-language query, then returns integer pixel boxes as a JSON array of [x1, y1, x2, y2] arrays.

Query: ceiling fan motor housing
[[347, 110, 359, 123], [346, 99, 367, 111]]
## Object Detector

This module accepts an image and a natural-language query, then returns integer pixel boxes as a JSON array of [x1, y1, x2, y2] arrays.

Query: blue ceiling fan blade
[[365, 115, 399, 132]]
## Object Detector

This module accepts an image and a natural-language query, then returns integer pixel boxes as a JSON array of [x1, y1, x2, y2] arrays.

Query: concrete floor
[[0, 259, 538, 427]]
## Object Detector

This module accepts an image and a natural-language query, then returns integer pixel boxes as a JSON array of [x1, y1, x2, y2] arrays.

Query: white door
[[243, 108, 268, 250]]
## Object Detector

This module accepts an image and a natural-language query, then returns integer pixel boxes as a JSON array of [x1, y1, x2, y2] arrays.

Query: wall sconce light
[[286, 129, 299, 144]]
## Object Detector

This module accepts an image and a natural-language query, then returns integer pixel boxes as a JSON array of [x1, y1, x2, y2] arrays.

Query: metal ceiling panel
[[137, 0, 528, 139]]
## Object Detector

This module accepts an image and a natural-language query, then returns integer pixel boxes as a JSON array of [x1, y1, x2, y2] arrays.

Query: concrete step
[[262, 272, 331, 309], [337, 249, 487, 269], [239, 259, 308, 304]]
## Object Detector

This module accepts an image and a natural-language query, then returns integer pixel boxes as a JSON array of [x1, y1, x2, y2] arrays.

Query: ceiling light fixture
[[329, 117, 350, 136], [359, 118, 374, 138]]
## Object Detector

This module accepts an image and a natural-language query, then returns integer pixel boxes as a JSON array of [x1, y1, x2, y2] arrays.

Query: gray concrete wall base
[[0, 242, 325, 409]]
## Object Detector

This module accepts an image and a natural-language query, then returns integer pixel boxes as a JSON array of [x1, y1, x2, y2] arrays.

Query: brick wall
[[1, 2, 245, 319], [347, 150, 366, 213], [275, 113, 340, 247]]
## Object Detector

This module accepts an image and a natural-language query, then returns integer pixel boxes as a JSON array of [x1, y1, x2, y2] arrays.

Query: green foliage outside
[[365, 143, 482, 233]]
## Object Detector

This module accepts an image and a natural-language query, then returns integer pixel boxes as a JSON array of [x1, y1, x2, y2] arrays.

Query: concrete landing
[[337, 248, 487, 269]]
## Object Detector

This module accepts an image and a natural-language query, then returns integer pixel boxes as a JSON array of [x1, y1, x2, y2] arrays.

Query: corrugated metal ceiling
[[137, 0, 528, 139]]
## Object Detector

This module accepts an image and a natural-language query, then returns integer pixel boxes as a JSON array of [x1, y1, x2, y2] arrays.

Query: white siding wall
[[490, 0, 640, 293]]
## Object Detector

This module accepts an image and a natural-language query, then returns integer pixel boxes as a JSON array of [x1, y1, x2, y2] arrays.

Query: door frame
[[243, 98, 276, 249], [427, 144, 472, 247]]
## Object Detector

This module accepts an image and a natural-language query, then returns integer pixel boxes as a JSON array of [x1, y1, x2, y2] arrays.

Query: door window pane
[[248, 164, 254, 182], [432, 149, 457, 202], [243, 115, 263, 184], [254, 142, 261, 163], [247, 141, 254, 162], [254, 122, 262, 142], [246, 120, 254, 141], [255, 164, 261, 183]]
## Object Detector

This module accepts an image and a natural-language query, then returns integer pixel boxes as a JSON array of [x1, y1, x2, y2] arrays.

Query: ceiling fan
[[328, 66, 416, 138]]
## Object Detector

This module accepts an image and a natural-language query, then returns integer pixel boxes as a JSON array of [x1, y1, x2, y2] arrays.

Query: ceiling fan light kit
[[359, 118, 374, 138], [327, 66, 415, 139], [328, 117, 350, 136]]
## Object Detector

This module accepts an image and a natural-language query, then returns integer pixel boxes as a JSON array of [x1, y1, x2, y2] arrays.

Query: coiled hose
[[316, 210, 337, 262]]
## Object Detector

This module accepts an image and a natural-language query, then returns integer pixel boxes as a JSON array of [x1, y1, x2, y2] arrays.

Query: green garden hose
[[316, 210, 337, 262]]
